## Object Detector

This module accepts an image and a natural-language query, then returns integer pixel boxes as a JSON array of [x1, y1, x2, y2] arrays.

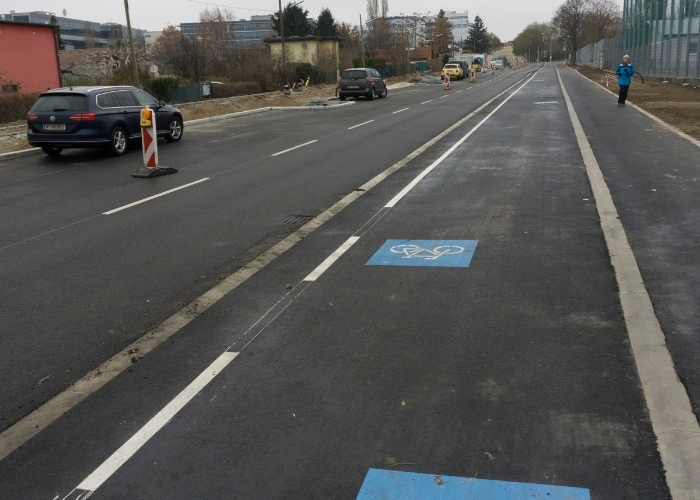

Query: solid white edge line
[[270, 139, 318, 157], [557, 64, 700, 500], [385, 70, 538, 209], [102, 178, 210, 215], [77, 351, 238, 492], [303, 236, 360, 282], [392, 108, 409, 114], [348, 120, 375, 130]]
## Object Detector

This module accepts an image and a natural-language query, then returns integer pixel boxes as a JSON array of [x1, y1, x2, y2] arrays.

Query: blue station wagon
[[27, 86, 184, 157]]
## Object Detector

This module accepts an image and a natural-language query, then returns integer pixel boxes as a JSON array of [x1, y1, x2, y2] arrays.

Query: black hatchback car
[[338, 68, 388, 101], [27, 86, 184, 156]]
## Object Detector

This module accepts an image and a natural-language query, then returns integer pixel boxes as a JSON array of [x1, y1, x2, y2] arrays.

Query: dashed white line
[[440, 95, 450, 99], [76, 352, 238, 493], [103, 178, 210, 215], [303, 236, 360, 281], [392, 108, 409, 114], [421, 100, 433, 104], [348, 120, 374, 130], [456, 90, 463, 93], [271, 139, 318, 157]]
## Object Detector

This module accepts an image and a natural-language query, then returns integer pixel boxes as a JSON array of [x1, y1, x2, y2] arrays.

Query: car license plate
[[43, 124, 66, 131], [347, 85, 359, 89]]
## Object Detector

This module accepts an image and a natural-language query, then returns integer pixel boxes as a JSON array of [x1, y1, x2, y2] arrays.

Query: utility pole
[[550, 36, 553, 62], [360, 14, 365, 67], [123, 0, 139, 87], [279, 0, 287, 84]]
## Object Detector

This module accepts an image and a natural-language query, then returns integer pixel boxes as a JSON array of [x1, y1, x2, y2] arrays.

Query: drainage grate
[[283, 215, 314, 225]]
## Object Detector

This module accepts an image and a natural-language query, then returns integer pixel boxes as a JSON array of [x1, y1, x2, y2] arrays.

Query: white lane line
[[456, 90, 463, 93], [103, 179, 210, 215], [557, 64, 700, 499], [440, 95, 450, 99], [392, 108, 409, 114], [303, 236, 360, 282], [348, 120, 374, 130], [76, 351, 238, 493], [421, 100, 433, 104], [270, 139, 317, 157], [386, 70, 539, 208]]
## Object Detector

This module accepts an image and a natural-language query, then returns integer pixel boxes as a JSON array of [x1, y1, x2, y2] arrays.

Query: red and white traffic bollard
[[470, 70, 476, 83], [444, 72, 451, 90], [132, 106, 178, 178]]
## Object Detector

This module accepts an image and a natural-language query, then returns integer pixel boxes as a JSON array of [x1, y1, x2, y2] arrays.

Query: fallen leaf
[[401, 401, 406, 406], [286, 284, 292, 289], [485, 452, 495, 460]]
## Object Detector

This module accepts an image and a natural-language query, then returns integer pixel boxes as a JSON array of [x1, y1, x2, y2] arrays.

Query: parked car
[[27, 86, 184, 157], [447, 60, 467, 74], [338, 68, 388, 101], [441, 63, 464, 81], [493, 60, 504, 70]]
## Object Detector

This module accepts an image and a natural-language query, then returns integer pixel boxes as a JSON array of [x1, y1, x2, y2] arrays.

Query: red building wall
[[0, 21, 61, 93]]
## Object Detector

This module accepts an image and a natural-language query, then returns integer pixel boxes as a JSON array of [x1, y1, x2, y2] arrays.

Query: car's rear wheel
[[165, 117, 183, 142], [367, 87, 375, 100], [109, 126, 127, 156], [378, 87, 388, 98], [41, 146, 63, 157], [339, 94, 347, 101]]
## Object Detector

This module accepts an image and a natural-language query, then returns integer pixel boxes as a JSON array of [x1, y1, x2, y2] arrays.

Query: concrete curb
[[0, 147, 42, 161], [0, 102, 356, 161], [559, 64, 700, 500]]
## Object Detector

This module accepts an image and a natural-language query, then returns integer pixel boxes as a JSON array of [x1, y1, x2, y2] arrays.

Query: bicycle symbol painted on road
[[389, 244, 466, 261], [366, 240, 478, 268]]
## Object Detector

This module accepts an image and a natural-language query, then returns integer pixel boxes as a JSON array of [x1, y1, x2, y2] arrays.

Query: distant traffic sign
[[366, 240, 478, 267]]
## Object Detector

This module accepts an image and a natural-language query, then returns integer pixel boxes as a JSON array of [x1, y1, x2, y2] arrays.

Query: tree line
[[513, 0, 621, 62]]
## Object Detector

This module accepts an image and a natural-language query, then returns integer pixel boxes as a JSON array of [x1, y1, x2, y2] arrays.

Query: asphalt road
[[1, 64, 698, 499]]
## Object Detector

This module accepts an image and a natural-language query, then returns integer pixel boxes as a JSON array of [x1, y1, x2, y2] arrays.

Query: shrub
[[293, 63, 326, 85], [148, 77, 179, 102], [352, 56, 386, 68], [210, 81, 262, 98], [0, 92, 41, 124]]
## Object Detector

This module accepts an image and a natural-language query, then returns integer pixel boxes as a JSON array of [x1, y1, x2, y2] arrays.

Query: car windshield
[[342, 70, 367, 80], [444, 65, 457, 69], [32, 94, 88, 112]]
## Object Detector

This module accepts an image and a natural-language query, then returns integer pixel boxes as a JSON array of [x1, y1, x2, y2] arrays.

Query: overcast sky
[[7, 0, 623, 41]]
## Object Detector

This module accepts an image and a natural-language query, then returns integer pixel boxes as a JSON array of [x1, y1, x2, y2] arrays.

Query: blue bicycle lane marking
[[366, 240, 478, 268], [357, 469, 590, 500]]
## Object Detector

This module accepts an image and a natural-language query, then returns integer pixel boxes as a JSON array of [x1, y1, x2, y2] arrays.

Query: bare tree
[[337, 21, 362, 68], [366, 0, 378, 20], [381, 0, 389, 18], [152, 25, 206, 82], [199, 7, 236, 77], [582, 0, 621, 45], [552, 0, 589, 62]]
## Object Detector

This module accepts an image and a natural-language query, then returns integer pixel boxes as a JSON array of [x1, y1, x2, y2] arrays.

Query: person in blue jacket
[[616, 55, 634, 107]]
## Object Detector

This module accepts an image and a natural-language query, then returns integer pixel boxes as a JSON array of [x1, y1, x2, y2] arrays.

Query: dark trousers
[[618, 84, 630, 104]]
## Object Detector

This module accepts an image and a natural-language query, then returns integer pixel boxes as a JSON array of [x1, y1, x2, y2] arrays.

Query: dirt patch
[[178, 84, 339, 121], [576, 66, 700, 141]]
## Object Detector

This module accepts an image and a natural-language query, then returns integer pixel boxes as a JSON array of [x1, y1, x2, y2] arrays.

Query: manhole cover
[[283, 215, 314, 225]]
